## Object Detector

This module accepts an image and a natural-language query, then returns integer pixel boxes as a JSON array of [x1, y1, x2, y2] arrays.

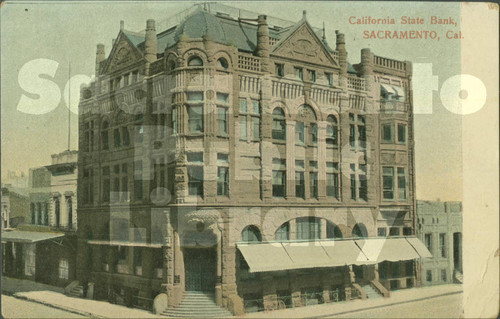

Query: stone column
[[317, 121, 327, 200], [285, 121, 296, 199]]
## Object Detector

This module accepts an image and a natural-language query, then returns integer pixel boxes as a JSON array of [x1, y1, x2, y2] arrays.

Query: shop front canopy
[[237, 237, 431, 273], [1, 230, 65, 244]]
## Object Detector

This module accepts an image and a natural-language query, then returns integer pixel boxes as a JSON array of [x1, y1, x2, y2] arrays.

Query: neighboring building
[[2, 150, 78, 287], [77, 4, 429, 315], [1, 187, 30, 229], [417, 200, 463, 286], [2, 170, 29, 189]]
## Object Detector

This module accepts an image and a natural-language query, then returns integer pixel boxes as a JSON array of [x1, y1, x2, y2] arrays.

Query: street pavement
[[1, 276, 462, 319], [1, 294, 85, 318]]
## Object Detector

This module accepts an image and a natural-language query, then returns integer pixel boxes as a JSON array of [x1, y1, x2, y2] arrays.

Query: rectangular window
[[217, 92, 229, 104], [308, 69, 316, 82], [58, 258, 69, 280], [295, 171, 305, 199], [397, 123, 407, 143], [326, 122, 338, 146], [310, 124, 318, 145], [325, 72, 334, 86], [295, 122, 305, 144], [188, 106, 203, 133], [102, 166, 110, 202], [24, 244, 36, 276], [252, 117, 260, 141], [251, 100, 260, 115], [398, 167, 407, 200], [187, 166, 204, 197], [358, 125, 366, 149], [217, 167, 229, 196], [426, 270, 432, 282], [349, 124, 355, 147], [134, 248, 142, 276], [275, 63, 284, 77], [134, 161, 143, 200], [294, 67, 303, 81], [309, 172, 318, 199], [403, 227, 412, 235], [187, 152, 204, 197], [187, 91, 204, 102], [350, 164, 356, 200], [359, 164, 367, 201], [441, 269, 447, 282], [240, 117, 247, 140], [217, 107, 228, 136], [439, 233, 446, 258], [383, 167, 395, 200], [326, 162, 339, 199], [406, 261, 414, 276], [378, 227, 387, 237], [217, 153, 229, 196], [382, 124, 393, 142], [389, 227, 400, 237], [425, 233, 432, 252], [272, 159, 286, 198], [239, 98, 248, 113]]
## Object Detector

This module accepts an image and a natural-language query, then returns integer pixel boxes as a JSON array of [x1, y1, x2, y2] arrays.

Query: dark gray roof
[[1, 230, 65, 243]]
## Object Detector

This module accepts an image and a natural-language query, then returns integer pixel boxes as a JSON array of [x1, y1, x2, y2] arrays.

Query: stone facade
[[77, 5, 418, 314], [417, 200, 463, 286]]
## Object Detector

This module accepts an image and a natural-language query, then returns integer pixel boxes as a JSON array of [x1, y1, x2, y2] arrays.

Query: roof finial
[[322, 22, 326, 40], [303, 10, 307, 20], [203, 2, 208, 11]]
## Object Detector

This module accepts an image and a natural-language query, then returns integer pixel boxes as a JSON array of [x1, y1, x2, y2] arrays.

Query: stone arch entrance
[[181, 231, 218, 292]]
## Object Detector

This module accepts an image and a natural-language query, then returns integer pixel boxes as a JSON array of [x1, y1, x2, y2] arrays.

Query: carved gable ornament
[[102, 32, 144, 74], [273, 23, 337, 67]]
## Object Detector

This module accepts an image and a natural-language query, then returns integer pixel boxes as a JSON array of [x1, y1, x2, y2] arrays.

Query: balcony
[[380, 100, 408, 112]]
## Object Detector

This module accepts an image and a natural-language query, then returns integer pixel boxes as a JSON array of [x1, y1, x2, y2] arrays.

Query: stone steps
[[161, 291, 232, 318], [362, 284, 382, 299], [67, 285, 84, 298]]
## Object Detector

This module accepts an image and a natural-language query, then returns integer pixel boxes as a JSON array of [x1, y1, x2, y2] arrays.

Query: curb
[[12, 293, 104, 318]]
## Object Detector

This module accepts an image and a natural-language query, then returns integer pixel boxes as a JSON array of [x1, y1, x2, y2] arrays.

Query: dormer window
[[188, 56, 203, 67], [217, 58, 228, 70]]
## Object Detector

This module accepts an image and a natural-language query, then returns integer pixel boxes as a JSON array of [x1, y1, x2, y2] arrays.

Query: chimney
[[256, 15, 270, 72], [120, 20, 124, 31], [336, 30, 347, 87], [335, 30, 346, 52], [95, 43, 105, 75], [360, 48, 373, 92], [145, 19, 158, 63]]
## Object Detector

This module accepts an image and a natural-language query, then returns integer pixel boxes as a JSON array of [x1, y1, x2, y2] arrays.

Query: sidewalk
[[237, 284, 463, 318], [2, 277, 161, 318], [13, 290, 162, 318]]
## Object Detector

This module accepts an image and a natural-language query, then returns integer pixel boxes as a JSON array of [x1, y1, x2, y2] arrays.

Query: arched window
[[352, 223, 368, 238], [54, 198, 60, 227], [101, 121, 109, 150], [44, 202, 49, 226], [113, 128, 121, 148], [310, 123, 318, 144], [241, 225, 262, 242], [296, 217, 321, 240], [296, 105, 317, 145], [326, 222, 343, 239], [167, 60, 177, 71], [188, 56, 203, 67], [122, 127, 130, 146], [217, 58, 228, 70], [275, 222, 290, 241], [326, 115, 338, 146], [272, 108, 286, 141]]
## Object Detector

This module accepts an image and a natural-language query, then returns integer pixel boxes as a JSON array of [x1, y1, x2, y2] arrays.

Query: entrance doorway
[[453, 232, 462, 272], [184, 248, 216, 291], [353, 265, 364, 282]]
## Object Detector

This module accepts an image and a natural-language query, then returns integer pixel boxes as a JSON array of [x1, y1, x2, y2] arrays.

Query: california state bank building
[[76, 4, 431, 315]]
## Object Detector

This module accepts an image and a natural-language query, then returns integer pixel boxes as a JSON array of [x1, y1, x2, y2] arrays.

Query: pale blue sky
[[1, 1, 463, 201]]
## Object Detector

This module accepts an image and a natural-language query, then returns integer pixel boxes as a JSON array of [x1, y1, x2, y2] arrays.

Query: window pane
[[252, 117, 260, 140], [188, 106, 203, 133], [398, 124, 406, 143], [252, 101, 260, 114], [217, 93, 229, 104], [239, 99, 247, 113], [295, 122, 304, 143], [187, 91, 204, 102], [240, 117, 247, 140], [383, 124, 393, 142]]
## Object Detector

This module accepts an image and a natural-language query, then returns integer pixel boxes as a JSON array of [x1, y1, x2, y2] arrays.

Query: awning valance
[[1, 230, 65, 244], [380, 84, 405, 98], [237, 237, 431, 273]]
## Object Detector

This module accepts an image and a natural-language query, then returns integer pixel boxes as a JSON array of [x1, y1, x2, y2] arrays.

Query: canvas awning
[[237, 237, 431, 273], [380, 84, 397, 95], [406, 237, 433, 258], [87, 239, 163, 248], [1, 230, 65, 244]]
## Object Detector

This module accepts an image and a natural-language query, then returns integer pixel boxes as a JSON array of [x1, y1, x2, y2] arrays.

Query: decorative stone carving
[[273, 24, 336, 66]]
